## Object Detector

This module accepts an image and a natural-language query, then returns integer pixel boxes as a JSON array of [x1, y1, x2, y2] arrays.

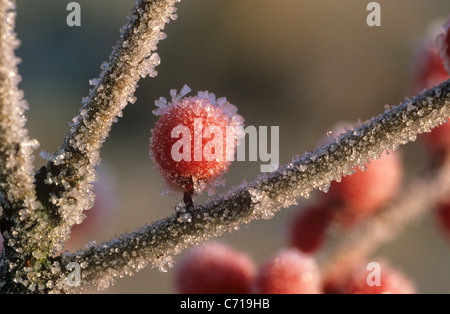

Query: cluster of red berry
[[173, 241, 417, 294], [147, 16, 450, 294]]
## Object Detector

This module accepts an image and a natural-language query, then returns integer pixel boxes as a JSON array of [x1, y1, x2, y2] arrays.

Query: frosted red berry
[[341, 261, 416, 294], [150, 85, 244, 195], [287, 203, 337, 254], [435, 201, 450, 239], [326, 151, 403, 224], [253, 249, 321, 294], [174, 242, 256, 294]]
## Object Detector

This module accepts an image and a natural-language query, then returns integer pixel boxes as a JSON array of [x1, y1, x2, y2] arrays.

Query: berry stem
[[183, 180, 194, 209]]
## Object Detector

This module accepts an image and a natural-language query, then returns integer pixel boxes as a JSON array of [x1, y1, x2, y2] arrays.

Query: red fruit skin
[[414, 22, 450, 156], [412, 45, 448, 95], [421, 118, 450, 156], [150, 92, 243, 194], [435, 201, 450, 239], [287, 203, 337, 254], [174, 242, 255, 294], [341, 261, 415, 294], [253, 249, 321, 294], [326, 151, 403, 224], [437, 16, 450, 76]]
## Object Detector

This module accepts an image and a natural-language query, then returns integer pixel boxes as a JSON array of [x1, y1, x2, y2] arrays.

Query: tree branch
[[53, 80, 450, 293], [0, 0, 38, 224], [0, 0, 47, 290], [34, 0, 180, 255], [0, 0, 181, 294]]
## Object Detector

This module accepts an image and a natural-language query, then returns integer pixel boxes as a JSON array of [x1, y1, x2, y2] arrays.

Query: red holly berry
[[253, 249, 321, 294], [435, 201, 450, 240], [326, 151, 403, 224], [174, 242, 256, 294], [341, 261, 415, 294], [287, 203, 337, 254], [150, 85, 244, 196]]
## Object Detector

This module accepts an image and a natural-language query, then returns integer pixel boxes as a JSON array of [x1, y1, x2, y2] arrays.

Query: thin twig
[[0, 0, 180, 294], [34, 0, 180, 255]]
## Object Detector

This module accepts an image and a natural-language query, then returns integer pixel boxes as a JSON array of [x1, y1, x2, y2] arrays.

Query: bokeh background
[[11, 0, 450, 293]]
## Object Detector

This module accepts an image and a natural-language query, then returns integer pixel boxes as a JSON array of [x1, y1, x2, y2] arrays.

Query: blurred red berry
[[341, 261, 415, 294], [287, 203, 337, 254], [253, 249, 321, 294], [150, 85, 244, 195], [322, 260, 359, 294], [437, 16, 450, 76], [412, 43, 448, 94], [435, 201, 450, 239], [326, 151, 403, 224], [421, 118, 450, 156], [174, 242, 255, 294], [412, 20, 450, 157]]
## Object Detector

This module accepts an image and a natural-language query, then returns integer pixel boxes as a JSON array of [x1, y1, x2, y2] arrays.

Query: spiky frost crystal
[[150, 85, 245, 196]]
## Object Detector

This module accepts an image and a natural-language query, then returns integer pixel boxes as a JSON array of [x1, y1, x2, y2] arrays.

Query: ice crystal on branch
[[34, 0, 180, 255], [0, 0, 38, 221], [0, 0, 181, 294]]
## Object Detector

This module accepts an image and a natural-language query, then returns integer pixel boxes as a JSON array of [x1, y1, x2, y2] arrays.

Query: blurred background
[[12, 0, 450, 293]]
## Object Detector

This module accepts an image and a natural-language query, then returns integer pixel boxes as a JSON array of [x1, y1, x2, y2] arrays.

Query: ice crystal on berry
[[150, 85, 245, 196]]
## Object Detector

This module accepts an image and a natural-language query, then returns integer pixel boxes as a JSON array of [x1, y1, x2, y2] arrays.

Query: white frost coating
[[0, 0, 38, 210], [0, 0, 43, 252], [58, 80, 450, 293]]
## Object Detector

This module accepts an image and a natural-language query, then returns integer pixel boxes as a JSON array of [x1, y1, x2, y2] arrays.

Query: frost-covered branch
[[0, 0, 46, 285], [33, 0, 180, 255], [0, 0, 38, 225], [0, 0, 180, 294], [55, 80, 450, 293], [317, 155, 450, 278]]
